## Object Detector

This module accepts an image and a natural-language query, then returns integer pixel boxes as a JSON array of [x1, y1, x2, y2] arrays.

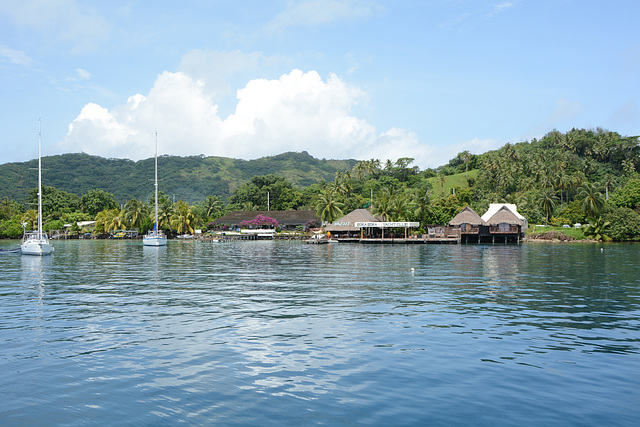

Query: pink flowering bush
[[238, 214, 279, 229]]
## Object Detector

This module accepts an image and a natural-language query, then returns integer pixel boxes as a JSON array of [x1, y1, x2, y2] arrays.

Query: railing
[[460, 226, 480, 234], [489, 226, 520, 234]]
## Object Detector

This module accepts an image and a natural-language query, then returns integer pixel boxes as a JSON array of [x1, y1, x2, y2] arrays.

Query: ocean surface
[[1, 239, 638, 426]]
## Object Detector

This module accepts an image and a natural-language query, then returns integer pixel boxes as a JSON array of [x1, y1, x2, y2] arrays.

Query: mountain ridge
[[0, 151, 358, 204]]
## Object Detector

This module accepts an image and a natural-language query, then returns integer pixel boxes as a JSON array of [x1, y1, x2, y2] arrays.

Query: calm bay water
[[1, 240, 639, 426]]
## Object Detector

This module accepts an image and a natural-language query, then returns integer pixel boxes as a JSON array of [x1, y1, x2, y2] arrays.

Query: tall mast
[[154, 132, 159, 232], [38, 118, 43, 240]]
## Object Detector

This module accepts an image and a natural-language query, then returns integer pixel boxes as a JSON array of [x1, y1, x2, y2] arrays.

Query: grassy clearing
[[427, 170, 478, 197], [527, 225, 587, 240]]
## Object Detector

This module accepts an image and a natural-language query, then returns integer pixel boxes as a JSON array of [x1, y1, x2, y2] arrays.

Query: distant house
[[213, 210, 319, 230], [481, 204, 528, 231], [449, 204, 527, 243], [449, 207, 485, 233]]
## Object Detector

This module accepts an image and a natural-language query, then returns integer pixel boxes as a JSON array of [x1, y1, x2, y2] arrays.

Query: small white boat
[[305, 233, 328, 244], [22, 120, 54, 256], [143, 133, 167, 247]]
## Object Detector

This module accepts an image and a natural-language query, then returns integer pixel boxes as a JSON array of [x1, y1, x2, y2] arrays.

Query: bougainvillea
[[238, 214, 279, 228]]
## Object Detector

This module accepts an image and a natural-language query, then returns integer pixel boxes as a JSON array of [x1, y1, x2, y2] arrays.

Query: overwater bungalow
[[448, 206, 485, 243], [448, 204, 527, 243], [483, 205, 526, 243]]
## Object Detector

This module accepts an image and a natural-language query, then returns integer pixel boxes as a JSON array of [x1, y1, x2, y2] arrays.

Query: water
[[1, 240, 639, 426]]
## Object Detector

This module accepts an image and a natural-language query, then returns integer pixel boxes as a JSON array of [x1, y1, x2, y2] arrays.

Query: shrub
[[603, 205, 640, 241]]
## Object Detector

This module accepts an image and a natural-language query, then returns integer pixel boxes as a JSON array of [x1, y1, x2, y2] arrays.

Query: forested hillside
[[0, 151, 357, 204], [1, 128, 639, 241]]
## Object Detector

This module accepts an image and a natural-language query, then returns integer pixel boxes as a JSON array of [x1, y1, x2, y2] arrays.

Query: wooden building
[[449, 204, 526, 243], [448, 207, 485, 242], [213, 210, 319, 230]]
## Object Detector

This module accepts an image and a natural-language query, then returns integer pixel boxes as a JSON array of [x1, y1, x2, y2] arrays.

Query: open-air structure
[[325, 209, 449, 243]]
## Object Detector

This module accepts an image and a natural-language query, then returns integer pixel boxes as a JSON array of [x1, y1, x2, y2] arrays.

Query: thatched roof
[[449, 206, 485, 226], [485, 206, 523, 226], [325, 209, 379, 232], [213, 210, 318, 226]]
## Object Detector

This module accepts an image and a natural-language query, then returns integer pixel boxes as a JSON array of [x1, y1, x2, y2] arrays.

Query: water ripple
[[1, 240, 639, 425]]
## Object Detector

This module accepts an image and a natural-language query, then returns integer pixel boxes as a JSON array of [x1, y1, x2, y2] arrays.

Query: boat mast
[[38, 118, 43, 240], [154, 132, 159, 232]]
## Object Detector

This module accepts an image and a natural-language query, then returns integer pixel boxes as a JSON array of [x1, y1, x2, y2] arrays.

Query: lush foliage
[[238, 215, 279, 229], [1, 128, 639, 241]]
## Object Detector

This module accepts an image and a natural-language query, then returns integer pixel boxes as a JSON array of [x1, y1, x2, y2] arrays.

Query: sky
[[1, 0, 639, 169]]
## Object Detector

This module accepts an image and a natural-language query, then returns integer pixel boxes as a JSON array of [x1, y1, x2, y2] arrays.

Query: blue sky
[[1, 0, 638, 169]]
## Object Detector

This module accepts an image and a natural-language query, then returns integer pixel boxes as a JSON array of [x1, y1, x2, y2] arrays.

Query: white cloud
[[76, 68, 92, 80], [487, 1, 521, 17], [0, 45, 36, 67], [2, 0, 110, 53], [264, 0, 377, 34], [61, 68, 447, 168]]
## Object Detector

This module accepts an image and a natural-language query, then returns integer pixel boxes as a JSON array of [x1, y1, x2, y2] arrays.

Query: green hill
[[0, 151, 357, 204], [427, 170, 478, 196]]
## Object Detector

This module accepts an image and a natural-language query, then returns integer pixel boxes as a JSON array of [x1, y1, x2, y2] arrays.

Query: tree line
[[1, 128, 639, 241]]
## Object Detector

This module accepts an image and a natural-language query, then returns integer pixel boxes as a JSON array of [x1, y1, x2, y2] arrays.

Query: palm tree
[[392, 191, 412, 222], [437, 172, 447, 194], [602, 174, 615, 200], [555, 171, 572, 206], [315, 186, 344, 225], [204, 195, 224, 218], [353, 161, 367, 180], [105, 209, 125, 232], [411, 186, 432, 227], [157, 199, 173, 231], [539, 189, 558, 223], [21, 209, 38, 231], [462, 151, 471, 178], [577, 183, 606, 219], [374, 187, 394, 221], [170, 200, 197, 234], [241, 201, 256, 211], [124, 199, 148, 230]]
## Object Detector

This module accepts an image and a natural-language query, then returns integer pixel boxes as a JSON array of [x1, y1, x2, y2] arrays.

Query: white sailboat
[[143, 133, 167, 246], [21, 119, 54, 256]]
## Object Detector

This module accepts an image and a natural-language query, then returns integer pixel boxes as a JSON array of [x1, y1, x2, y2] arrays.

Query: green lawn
[[427, 170, 478, 196], [527, 225, 587, 240]]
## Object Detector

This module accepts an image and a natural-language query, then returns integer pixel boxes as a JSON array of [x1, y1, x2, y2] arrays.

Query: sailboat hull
[[21, 236, 54, 256], [143, 236, 167, 246]]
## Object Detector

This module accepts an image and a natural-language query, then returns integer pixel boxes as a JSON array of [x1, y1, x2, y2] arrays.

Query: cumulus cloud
[[61, 68, 446, 167]]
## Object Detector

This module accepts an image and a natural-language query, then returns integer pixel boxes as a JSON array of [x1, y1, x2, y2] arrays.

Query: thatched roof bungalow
[[449, 207, 485, 227], [481, 204, 528, 231]]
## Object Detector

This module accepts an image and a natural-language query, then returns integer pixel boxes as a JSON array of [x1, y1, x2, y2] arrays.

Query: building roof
[[213, 210, 318, 226], [484, 205, 523, 226], [481, 203, 526, 222], [325, 209, 379, 232], [449, 206, 485, 226]]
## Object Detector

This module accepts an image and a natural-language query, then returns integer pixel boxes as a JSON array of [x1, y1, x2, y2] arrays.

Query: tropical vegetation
[[1, 128, 639, 242]]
